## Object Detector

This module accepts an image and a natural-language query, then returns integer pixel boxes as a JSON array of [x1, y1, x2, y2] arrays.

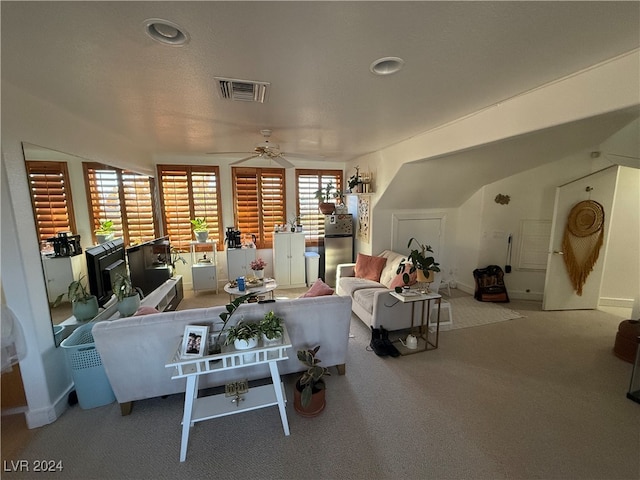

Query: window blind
[[25, 161, 77, 244], [158, 165, 223, 251], [84, 163, 157, 246], [295, 169, 343, 245], [232, 167, 285, 249]]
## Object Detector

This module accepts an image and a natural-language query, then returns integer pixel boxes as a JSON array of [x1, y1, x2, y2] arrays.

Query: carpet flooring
[[2, 291, 638, 480]]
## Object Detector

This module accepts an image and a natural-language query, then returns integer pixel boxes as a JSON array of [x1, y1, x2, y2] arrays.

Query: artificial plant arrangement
[[295, 345, 330, 416], [250, 257, 267, 271], [396, 237, 441, 289], [260, 311, 284, 341]]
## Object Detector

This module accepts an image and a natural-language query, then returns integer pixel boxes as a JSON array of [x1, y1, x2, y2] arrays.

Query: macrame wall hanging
[[561, 199, 605, 296]]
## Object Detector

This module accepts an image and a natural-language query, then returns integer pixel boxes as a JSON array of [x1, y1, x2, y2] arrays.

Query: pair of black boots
[[370, 326, 400, 357]]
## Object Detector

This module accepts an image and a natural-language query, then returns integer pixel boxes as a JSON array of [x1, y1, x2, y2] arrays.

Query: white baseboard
[[23, 385, 73, 429], [599, 297, 635, 308], [453, 282, 543, 301]]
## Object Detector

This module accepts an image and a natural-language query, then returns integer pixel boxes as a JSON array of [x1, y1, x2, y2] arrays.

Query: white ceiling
[[2, 1, 639, 169]]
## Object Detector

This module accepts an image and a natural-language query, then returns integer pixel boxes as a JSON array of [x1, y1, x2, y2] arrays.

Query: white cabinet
[[190, 242, 217, 293], [41, 254, 86, 303], [226, 248, 256, 280], [273, 232, 306, 287]]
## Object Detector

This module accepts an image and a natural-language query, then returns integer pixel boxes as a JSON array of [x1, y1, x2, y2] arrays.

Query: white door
[[543, 166, 618, 310]]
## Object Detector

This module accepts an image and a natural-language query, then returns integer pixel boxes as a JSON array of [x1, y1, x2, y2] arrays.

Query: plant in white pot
[[112, 272, 141, 317], [190, 218, 209, 242], [250, 257, 267, 279], [314, 182, 337, 215], [225, 321, 261, 362], [95, 220, 115, 244], [259, 311, 283, 346], [53, 275, 99, 322]]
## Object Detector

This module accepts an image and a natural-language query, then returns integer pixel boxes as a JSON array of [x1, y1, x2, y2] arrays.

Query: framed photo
[[180, 325, 209, 358]]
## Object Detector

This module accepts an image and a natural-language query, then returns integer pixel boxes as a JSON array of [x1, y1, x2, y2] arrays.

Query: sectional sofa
[[92, 294, 352, 415]]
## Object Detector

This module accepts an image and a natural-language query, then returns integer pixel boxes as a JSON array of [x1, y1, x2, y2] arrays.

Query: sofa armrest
[[337, 263, 356, 279]]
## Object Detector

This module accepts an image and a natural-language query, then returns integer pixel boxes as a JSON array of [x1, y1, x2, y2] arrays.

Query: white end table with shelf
[[190, 241, 218, 293], [165, 325, 292, 462]]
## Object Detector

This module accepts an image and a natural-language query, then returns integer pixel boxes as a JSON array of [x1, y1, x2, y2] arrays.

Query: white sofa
[[92, 295, 352, 415], [336, 250, 426, 331]]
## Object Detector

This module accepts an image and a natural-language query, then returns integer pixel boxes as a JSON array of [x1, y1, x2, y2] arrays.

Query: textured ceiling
[[2, 1, 640, 167]]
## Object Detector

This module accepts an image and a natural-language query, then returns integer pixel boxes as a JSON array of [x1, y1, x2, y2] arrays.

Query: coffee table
[[223, 278, 278, 301]]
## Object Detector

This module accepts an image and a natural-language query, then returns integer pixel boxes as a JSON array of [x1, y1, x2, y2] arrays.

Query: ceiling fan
[[209, 129, 295, 168]]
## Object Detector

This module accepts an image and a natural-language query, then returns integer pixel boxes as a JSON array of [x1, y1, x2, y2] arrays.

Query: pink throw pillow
[[134, 306, 161, 316], [389, 264, 418, 289], [354, 253, 387, 282], [300, 278, 335, 297]]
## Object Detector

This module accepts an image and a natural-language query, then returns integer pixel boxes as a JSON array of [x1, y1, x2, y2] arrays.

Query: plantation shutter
[[296, 169, 343, 246], [84, 163, 158, 246], [25, 161, 77, 244], [158, 165, 223, 251], [232, 167, 285, 249]]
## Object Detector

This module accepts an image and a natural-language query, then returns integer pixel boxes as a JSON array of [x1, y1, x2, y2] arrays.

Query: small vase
[[234, 337, 258, 362], [117, 293, 141, 317], [416, 269, 434, 284], [254, 269, 264, 279], [195, 231, 209, 243], [72, 296, 99, 322]]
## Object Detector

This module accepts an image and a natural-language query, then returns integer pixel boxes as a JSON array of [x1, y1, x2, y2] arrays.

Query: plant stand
[[165, 325, 292, 462]]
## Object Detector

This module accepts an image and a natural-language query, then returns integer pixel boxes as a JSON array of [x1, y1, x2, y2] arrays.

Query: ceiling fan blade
[[230, 154, 259, 166], [273, 154, 295, 169]]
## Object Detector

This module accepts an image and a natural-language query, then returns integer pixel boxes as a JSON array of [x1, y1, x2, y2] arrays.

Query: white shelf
[[166, 324, 292, 462]]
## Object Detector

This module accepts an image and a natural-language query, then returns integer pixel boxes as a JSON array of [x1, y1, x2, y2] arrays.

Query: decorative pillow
[[133, 306, 160, 316], [389, 264, 418, 289], [300, 278, 335, 297], [354, 253, 387, 282]]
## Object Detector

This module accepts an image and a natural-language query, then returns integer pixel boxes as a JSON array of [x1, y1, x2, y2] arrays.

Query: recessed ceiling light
[[370, 57, 405, 76], [144, 18, 190, 46]]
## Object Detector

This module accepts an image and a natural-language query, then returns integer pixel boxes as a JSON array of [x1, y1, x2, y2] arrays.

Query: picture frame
[[180, 325, 209, 358]]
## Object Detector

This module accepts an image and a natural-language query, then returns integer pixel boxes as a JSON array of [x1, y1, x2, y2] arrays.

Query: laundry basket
[[60, 323, 115, 409]]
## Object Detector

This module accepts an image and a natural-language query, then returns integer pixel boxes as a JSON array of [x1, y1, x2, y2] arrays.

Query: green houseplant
[[396, 237, 441, 285], [294, 346, 330, 417], [190, 218, 209, 242], [314, 182, 337, 214], [112, 272, 140, 317], [260, 311, 284, 344], [95, 220, 115, 243], [53, 275, 99, 322], [208, 292, 256, 355]]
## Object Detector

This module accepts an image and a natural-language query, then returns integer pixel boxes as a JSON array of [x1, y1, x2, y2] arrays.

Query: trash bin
[[61, 323, 115, 409], [305, 252, 320, 286]]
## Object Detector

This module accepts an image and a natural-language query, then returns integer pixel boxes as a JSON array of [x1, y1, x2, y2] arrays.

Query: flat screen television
[[126, 236, 172, 296], [85, 238, 127, 307]]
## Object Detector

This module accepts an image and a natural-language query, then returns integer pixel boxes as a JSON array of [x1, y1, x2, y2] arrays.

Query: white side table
[[166, 325, 292, 462]]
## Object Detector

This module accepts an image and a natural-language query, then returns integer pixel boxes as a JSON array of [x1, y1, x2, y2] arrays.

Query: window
[[232, 167, 285, 249], [25, 161, 77, 245], [84, 163, 158, 246], [296, 169, 343, 245], [158, 165, 223, 251]]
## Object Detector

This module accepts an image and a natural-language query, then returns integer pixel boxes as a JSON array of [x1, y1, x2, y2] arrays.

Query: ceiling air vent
[[214, 77, 270, 103]]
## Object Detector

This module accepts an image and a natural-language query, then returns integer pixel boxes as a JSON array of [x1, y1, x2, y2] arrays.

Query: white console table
[[165, 325, 292, 462]]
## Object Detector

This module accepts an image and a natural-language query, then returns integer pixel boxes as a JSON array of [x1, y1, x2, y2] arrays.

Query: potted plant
[[250, 257, 267, 279], [348, 166, 361, 193], [314, 182, 337, 215], [112, 272, 141, 317], [208, 292, 256, 355], [397, 237, 441, 284], [225, 320, 261, 362], [190, 218, 209, 242], [95, 220, 115, 244], [294, 346, 330, 417], [53, 275, 99, 322], [260, 311, 283, 346]]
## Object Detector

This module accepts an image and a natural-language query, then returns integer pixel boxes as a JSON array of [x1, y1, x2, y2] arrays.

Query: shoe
[[379, 326, 400, 357], [369, 326, 389, 357]]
